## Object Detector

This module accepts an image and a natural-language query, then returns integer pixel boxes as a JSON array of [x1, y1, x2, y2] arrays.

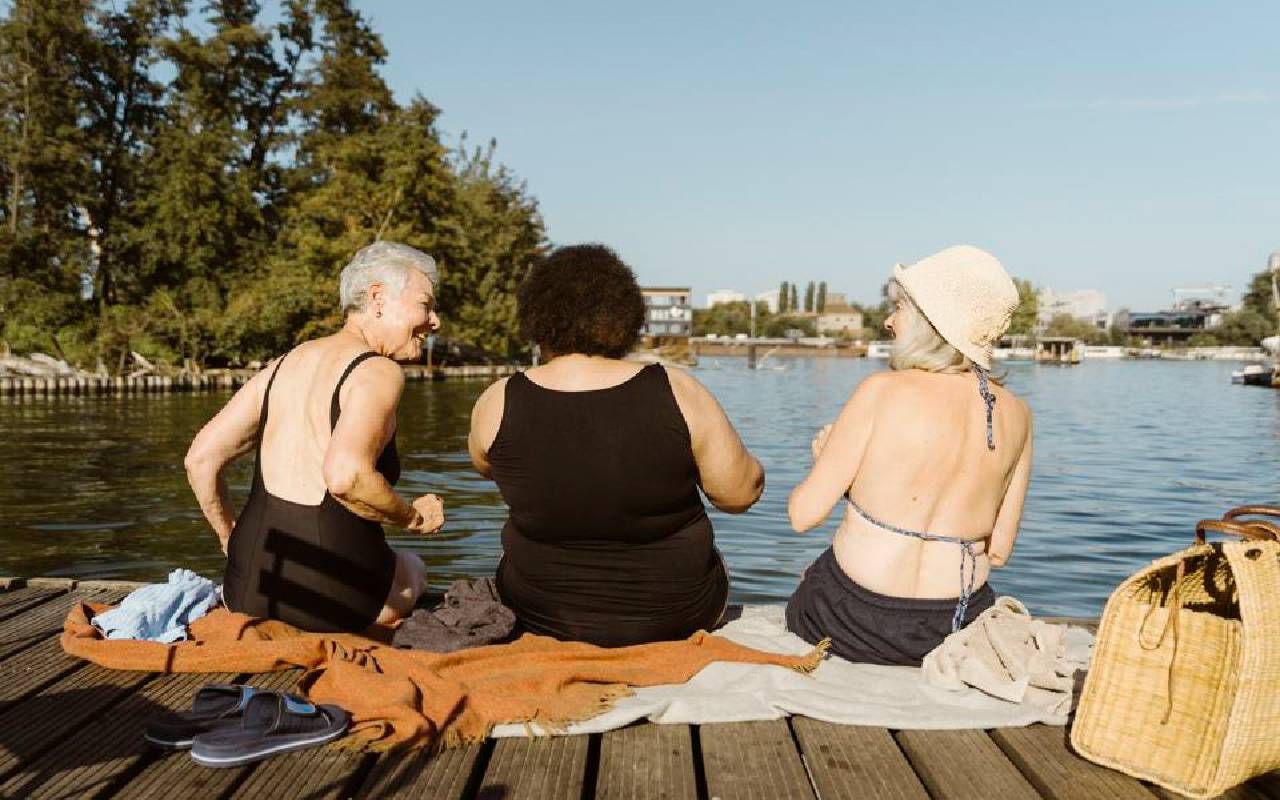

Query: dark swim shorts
[[785, 546, 994, 667]]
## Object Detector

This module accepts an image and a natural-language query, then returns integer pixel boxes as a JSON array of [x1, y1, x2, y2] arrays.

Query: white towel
[[921, 596, 1094, 717]]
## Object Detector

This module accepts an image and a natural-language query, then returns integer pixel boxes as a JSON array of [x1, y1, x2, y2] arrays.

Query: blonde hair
[[887, 280, 969, 373]]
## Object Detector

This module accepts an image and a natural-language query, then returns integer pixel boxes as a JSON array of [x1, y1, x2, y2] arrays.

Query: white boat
[[866, 341, 893, 359], [993, 347, 1034, 362], [1232, 363, 1276, 387], [1083, 345, 1125, 360]]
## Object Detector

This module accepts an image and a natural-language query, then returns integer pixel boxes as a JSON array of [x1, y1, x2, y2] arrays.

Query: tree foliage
[[1009, 278, 1038, 336], [0, 0, 546, 371], [1043, 313, 1107, 344]]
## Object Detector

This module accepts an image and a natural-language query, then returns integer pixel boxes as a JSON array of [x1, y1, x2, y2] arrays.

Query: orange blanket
[[62, 602, 827, 749]]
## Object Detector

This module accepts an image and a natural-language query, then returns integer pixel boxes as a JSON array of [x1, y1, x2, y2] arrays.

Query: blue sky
[[355, 1, 1279, 311]]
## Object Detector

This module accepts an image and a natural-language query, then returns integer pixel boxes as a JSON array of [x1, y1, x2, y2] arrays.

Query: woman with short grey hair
[[185, 241, 444, 632], [785, 245, 1034, 666]]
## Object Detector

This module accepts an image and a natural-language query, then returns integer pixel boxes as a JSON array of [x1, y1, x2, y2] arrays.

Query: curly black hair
[[517, 244, 645, 358]]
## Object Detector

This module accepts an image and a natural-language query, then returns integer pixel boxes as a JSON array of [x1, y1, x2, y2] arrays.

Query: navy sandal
[[190, 692, 350, 768], [144, 684, 261, 750]]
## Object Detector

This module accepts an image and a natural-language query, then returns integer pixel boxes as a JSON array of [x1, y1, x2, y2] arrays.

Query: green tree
[[762, 313, 815, 338], [0, 0, 98, 362], [435, 135, 547, 356], [1043, 313, 1106, 344], [804, 281, 814, 312], [816, 281, 827, 313], [693, 301, 754, 336], [789, 283, 798, 311], [1214, 310, 1273, 346], [1008, 278, 1038, 336], [1240, 269, 1278, 330], [778, 280, 788, 313], [856, 282, 892, 339]]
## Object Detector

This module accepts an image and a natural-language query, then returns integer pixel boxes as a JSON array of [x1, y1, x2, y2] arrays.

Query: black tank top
[[488, 364, 727, 646], [222, 351, 399, 632]]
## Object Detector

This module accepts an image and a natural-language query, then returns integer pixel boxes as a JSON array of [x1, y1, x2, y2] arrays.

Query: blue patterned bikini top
[[847, 368, 999, 633]]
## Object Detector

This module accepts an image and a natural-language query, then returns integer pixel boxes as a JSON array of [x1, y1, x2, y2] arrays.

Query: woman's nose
[[429, 311, 441, 331]]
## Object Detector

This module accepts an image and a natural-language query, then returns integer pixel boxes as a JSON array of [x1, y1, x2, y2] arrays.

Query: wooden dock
[[0, 579, 1277, 799]]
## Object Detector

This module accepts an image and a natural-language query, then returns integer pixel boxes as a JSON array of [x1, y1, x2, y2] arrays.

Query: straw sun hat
[[892, 245, 1019, 370]]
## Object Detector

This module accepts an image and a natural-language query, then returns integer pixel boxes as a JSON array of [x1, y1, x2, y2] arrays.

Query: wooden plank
[[991, 725, 1157, 799], [0, 587, 121, 662], [700, 720, 815, 800], [791, 718, 928, 800], [477, 734, 590, 800], [354, 742, 484, 799], [0, 634, 85, 711], [0, 670, 236, 799], [896, 729, 1039, 800], [115, 670, 303, 800], [596, 723, 696, 800], [226, 743, 372, 800], [0, 587, 67, 620]]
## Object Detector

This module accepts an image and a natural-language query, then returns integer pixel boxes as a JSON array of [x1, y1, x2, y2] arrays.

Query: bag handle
[[1223, 505, 1280, 537], [1195, 518, 1280, 545]]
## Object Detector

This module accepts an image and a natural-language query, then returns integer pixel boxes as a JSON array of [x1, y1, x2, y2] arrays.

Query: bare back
[[257, 337, 397, 505], [791, 369, 1033, 600]]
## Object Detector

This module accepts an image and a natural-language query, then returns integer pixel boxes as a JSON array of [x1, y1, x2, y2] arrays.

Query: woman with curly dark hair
[[468, 243, 764, 646]]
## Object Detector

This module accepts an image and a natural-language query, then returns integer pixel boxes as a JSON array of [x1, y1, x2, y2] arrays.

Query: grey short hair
[[339, 241, 439, 313], [887, 280, 969, 373]]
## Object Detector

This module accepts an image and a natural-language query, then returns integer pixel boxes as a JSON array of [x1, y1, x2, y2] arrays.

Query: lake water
[[0, 358, 1275, 617]]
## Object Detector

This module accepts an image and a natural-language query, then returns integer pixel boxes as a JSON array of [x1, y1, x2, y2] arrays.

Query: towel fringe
[[791, 638, 831, 673]]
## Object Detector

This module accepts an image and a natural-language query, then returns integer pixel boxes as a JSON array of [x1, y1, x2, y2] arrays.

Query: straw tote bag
[[1071, 505, 1280, 798]]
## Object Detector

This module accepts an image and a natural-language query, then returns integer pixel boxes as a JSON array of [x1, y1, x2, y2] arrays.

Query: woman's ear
[[366, 282, 385, 316]]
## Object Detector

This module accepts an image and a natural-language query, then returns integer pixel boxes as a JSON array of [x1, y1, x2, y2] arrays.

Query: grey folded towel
[[391, 577, 517, 653]]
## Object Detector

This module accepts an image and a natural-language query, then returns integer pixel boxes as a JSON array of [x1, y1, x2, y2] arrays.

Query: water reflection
[[0, 359, 1275, 617]]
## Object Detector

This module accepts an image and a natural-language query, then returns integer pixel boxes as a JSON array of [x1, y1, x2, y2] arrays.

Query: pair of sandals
[[144, 685, 350, 768]]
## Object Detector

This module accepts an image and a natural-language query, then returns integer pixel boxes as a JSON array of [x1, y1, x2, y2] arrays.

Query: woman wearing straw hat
[[785, 245, 1033, 666]]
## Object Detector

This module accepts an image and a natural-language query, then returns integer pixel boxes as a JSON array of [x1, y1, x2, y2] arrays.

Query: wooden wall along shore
[[0, 364, 520, 398], [0, 579, 1277, 798]]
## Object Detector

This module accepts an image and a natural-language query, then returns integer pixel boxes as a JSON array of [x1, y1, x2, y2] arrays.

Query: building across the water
[[705, 289, 748, 308], [816, 299, 864, 337], [1037, 288, 1109, 332], [1118, 284, 1234, 346], [640, 286, 692, 340], [755, 289, 781, 313]]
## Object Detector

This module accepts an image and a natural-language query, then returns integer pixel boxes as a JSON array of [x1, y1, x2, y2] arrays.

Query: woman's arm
[[184, 367, 274, 553], [787, 373, 885, 533], [988, 414, 1033, 566], [322, 358, 442, 533], [666, 368, 764, 514], [467, 378, 508, 479]]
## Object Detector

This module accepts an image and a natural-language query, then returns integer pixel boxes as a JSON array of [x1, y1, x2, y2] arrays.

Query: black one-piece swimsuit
[[222, 352, 399, 633]]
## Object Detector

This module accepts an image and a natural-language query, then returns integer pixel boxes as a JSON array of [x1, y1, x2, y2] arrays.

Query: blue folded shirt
[[92, 568, 221, 643]]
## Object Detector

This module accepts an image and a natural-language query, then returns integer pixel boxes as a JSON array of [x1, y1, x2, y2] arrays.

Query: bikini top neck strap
[[974, 366, 997, 451], [330, 351, 382, 431]]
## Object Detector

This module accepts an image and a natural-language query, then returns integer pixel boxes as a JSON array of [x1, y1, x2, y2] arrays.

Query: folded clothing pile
[[391, 577, 516, 653], [92, 569, 221, 643], [145, 684, 349, 768]]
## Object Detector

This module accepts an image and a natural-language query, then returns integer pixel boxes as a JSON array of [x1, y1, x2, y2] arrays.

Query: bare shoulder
[[662, 364, 703, 392], [848, 370, 896, 405], [993, 382, 1030, 418], [361, 354, 406, 390], [662, 366, 716, 409], [473, 376, 510, 414]]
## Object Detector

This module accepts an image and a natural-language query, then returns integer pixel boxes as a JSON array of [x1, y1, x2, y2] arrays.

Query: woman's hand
[[811, 424, 833, 460], [407, 493, 445, 534]]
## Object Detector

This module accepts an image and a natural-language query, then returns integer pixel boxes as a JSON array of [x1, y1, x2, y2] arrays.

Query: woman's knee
[[383, 549, 426, 617]]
